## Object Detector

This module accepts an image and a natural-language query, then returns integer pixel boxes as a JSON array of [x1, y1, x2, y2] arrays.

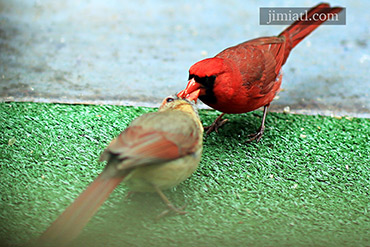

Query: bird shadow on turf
[[199, 110, 295, 151], [200, 111, 264, 140]]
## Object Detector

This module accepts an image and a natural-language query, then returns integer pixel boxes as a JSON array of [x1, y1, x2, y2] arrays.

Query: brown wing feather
[[100, 111, 201, 171]]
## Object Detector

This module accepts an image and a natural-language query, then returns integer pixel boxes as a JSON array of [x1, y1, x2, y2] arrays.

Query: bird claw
[[204, 114, 228, 135], [246, 126, 265, 143], [156, 204, 187, 219], [124, 191, 135, 200]]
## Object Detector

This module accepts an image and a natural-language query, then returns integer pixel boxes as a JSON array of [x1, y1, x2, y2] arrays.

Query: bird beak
[[186, 88, 200, 102], [177, 78, 201, 102]]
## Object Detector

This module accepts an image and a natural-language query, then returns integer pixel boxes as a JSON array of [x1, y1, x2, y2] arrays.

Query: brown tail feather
[[279, 3, 343, 64], [38, 174, 124, 246]]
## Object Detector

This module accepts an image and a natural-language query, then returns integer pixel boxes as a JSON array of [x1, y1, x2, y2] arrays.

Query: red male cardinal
[[178, 3, 343, 142], [38, 94, 203, 246]]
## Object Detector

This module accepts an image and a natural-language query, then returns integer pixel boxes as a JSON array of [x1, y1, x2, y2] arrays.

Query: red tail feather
[[38, 174, 124, 246], [279, 3, 343, 64]]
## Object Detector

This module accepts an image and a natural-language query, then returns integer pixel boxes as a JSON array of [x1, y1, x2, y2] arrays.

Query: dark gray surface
[[1, 0, 369, 117]]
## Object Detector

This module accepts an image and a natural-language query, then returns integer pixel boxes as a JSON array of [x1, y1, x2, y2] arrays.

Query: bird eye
[[166, 97, 174, 103]]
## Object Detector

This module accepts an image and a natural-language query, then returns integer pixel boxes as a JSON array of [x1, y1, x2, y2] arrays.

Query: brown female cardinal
[[38, 94, 203, 246], [178, 3, 343, 142]]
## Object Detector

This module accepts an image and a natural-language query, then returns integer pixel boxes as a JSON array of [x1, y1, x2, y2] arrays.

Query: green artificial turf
[[1, 102, 369, 247]]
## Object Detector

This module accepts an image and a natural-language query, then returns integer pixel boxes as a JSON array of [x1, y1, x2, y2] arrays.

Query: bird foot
[[246, 126, 265, 143], [154, 186, 187, 219], [156, 204, 187, 219], [204, 114, 228, 135], [124, 191, 135, 200]]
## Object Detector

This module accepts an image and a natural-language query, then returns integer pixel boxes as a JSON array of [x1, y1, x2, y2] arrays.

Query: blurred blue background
[[0, 0, 369, 117]]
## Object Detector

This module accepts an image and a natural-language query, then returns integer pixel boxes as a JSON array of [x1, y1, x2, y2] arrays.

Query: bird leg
[[204, 113, 228, 135], [124, 191, 135, 200], [247, 105, 269, 143], [154, 186, 187, 219]]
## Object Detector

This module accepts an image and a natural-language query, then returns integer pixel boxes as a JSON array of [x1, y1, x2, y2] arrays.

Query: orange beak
[[177, 78, 201, 102]]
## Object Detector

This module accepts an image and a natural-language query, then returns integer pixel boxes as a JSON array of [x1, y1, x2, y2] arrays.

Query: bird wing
[[100, 111, 201, 171], [217, 36, 285, 96]]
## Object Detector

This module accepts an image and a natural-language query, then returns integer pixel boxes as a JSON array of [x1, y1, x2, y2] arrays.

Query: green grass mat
[[1, 102, 369, 246]]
